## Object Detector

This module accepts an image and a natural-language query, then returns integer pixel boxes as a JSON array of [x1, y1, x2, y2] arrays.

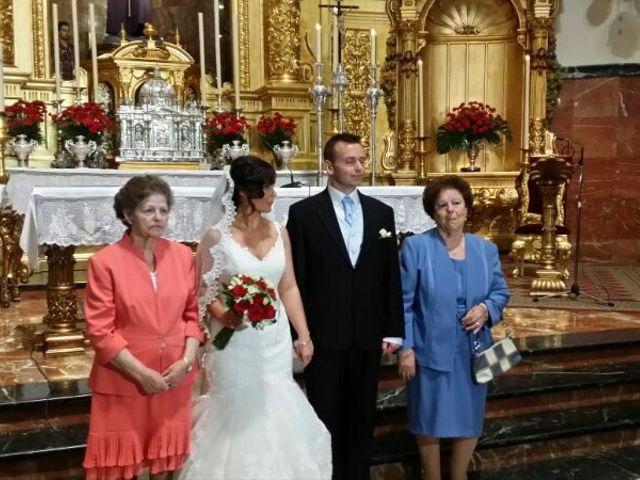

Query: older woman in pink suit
[[82, 175, 204, 480]]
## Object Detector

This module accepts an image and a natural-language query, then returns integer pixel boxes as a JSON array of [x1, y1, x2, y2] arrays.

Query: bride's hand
[[221, 308, 243, 329], [294, 339, 314, 368], [207, 302, 243, 329]]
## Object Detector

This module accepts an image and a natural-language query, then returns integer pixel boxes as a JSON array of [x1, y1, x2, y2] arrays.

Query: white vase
[[8, 134, 38, 167], [65, 135, 98, 169], [273, 140, 298, 170], [222, 140, 249, 162]]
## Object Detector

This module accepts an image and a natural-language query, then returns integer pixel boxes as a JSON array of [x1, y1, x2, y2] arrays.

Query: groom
[[287, 133, 404, 480]]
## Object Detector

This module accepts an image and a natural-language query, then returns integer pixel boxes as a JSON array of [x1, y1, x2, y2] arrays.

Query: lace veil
[[196, 166, 237, 334]]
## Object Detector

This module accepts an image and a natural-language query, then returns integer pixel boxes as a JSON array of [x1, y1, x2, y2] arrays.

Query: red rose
[[262, 304, 276, 319], [230, 284, 248, 297], [247, 302, 264, 322], [233, 300, 251, 314]]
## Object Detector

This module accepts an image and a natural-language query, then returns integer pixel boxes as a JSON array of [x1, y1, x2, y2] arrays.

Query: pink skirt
[[83, 386, 192, 480]]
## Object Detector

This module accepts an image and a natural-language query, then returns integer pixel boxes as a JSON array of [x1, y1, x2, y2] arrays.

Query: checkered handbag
[[472, 332, 522, 384]]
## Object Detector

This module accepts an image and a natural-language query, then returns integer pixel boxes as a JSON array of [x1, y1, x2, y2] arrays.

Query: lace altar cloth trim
[[20, 184, 434, 269]]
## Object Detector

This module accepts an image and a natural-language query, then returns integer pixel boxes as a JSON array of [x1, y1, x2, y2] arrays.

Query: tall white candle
[[332, 8, 338, 72], [417, 59, 424, 137], [52, 4, 62, 102], [213, 0, 222, 91], [370, 29, 376, 66], [315, 23, 322, 64], [198, 12, 206, 104], [523, 54, 531, 149], [0, 41, 5, 111], [71, 0, 81, 91], [89, 4, 99, 102], [231, 12, 241, 111]]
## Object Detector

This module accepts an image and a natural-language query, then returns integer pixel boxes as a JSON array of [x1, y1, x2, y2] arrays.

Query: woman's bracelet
[[294, 339, 313, 348], [399, 349, 414, 359]]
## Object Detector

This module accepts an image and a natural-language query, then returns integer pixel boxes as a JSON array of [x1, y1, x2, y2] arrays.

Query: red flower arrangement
[[256, 112, 296, 150], [436, 101, 511, 154], [4, 100, 47, 143], [213, 274, 278, 350], [51, 102, 115, 145], [206, 112, 250, 149]]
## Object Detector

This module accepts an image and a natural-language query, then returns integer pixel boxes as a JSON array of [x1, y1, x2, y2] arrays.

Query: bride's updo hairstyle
[[230, 155, 276, 209]]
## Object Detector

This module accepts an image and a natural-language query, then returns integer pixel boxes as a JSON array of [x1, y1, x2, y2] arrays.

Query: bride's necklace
[[448, 237, 465, 258]]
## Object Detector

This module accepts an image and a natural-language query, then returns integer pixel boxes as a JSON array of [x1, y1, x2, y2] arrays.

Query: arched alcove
[[421, 0, 525, 172]]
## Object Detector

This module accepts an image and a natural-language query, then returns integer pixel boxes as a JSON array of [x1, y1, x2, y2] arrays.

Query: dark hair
[[114, 175, 174, 226], [323, 133, 361, 163], [58, 21, 70, 31], [422, 175, 474, 219], [230, 156, 276, 209]]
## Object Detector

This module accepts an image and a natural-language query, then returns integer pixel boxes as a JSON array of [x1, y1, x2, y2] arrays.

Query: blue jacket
[[400, 229, 510, 372]]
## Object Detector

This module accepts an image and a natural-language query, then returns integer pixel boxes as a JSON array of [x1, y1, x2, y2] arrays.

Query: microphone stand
[[280, 164, 305, 188], [534, 144, 614, 306]]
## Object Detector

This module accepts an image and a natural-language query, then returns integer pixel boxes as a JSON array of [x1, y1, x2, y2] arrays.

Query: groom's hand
[[381, 341, 400, 355]]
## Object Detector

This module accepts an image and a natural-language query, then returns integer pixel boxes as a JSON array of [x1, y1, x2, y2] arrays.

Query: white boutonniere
[[378, 228, 393, 239]]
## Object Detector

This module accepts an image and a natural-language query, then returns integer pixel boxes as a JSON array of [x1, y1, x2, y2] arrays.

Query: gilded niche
[[425, 0, 518, 36], [264, 0, 301, 81]]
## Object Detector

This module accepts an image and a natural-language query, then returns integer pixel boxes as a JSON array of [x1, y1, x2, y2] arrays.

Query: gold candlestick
[[528, 155, 574, 296], [415, 135, 429, 185]]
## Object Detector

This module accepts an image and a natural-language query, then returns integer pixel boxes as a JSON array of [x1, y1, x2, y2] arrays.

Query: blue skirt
[[406, 324, 488, 438]]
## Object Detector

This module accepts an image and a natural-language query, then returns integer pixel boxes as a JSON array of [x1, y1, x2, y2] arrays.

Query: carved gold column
[[0, 207, 30, 307], [391, 11, 419, 185], [528, 1, 558, 156], [0, 114, 30, 308], [529, 156, 574, 296], [264, 0, 301, 83], [31, 0, 46, 79], [0, 0, 15, 66], [44, 246, 85, 355], [343, 30, 374, 169]]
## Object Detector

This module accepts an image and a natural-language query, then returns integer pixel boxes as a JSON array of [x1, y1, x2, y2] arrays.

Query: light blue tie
[[341, 196, 354, 226]]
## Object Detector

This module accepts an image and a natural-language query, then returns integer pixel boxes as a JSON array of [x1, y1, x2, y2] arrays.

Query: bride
[[178, 156, 332, 479]]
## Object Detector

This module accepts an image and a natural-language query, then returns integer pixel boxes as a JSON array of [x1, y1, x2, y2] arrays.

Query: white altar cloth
[[5, 167, 319, 215], [21, 184, 434, 269]]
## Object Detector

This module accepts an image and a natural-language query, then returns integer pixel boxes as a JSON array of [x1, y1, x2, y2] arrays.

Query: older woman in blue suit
[[398, 175, 510, 480]]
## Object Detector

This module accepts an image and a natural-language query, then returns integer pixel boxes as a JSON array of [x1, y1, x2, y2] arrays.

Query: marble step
[[371, 400, 640, 467], [375, 361, 640, 419], [468, 444, 640, 480]]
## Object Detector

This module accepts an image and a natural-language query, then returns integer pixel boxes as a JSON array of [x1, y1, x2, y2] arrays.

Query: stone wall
[[551, 66, 640, 264]]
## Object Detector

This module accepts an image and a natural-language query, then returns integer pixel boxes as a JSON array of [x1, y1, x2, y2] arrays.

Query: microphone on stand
[[280, 164, 305, 188]]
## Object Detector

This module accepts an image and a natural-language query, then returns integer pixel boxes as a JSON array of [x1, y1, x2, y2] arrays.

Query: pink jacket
[[85, 234, 204, 396]]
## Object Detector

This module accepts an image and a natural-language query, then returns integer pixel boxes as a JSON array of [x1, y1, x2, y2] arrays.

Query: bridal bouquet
[[213, 274, 278, 350]]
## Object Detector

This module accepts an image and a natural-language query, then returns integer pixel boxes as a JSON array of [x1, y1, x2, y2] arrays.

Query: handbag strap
[[472, 323, 512, 358]]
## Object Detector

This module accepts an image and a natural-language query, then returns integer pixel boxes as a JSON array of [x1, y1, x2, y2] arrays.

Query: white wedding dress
[[178, 222, 332, 480]]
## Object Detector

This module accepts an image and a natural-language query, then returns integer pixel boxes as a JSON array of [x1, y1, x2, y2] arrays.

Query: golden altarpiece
[[0, 0, 570, 353]]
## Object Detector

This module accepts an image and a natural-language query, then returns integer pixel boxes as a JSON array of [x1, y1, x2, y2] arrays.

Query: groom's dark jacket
[[287, 188, 404, 350]]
